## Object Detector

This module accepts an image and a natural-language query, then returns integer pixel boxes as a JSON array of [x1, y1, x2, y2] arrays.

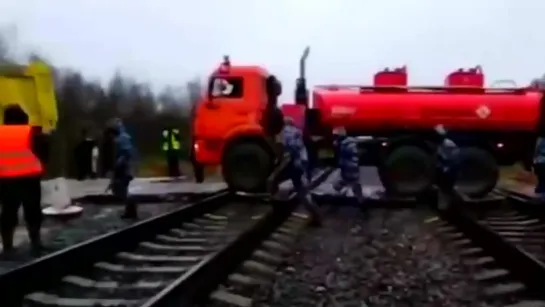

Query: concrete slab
[[3, 201, 183, 249], [42, 178, 227, 200], [313, 168, 383, 196], [133, 181, 226, 195]]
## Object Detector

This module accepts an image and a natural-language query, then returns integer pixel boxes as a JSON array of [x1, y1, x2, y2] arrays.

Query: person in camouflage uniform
[[331, 127, 365, 208], [435, 124, 460, 193], [533, 137, 545, 201], [280, 117, 322, 226], [106, 118, 138, 219]]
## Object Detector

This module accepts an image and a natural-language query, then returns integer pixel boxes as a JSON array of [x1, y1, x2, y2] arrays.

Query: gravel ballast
[[254, 207, 492, 307]]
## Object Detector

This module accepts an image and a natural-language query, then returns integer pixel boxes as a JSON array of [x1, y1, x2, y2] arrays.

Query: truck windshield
[[208, 76, 244, 98]]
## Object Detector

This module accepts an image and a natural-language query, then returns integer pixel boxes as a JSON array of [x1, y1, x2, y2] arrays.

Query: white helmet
[[435, 124, 447, 136], [332, 126, 347, 136], [283, 116, 295, 126]]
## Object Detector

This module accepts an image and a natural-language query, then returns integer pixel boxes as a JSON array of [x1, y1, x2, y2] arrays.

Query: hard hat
[[332, 127, 346, 136], [105, 117, 122, 133], [443, 139, 457, 148], [435, 124, 447, 136], [284, 116, 295, 125], [107, 117, 121, 127]]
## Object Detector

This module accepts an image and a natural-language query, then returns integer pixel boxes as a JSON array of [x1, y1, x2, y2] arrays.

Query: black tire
[[222, 142, 272, 192], [455, 147, 498, 197], [379, 145, 435, 197]]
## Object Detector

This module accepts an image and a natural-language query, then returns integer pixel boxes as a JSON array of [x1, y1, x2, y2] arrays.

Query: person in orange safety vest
[[0, 105, 49, 257]]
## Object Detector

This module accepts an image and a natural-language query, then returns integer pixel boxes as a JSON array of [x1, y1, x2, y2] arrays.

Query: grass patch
[[500, 164, 535, 185], [136, 156, 222, 181]]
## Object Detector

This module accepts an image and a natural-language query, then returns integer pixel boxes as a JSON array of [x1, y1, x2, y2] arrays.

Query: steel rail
[[141, 167, 334, 307], [0, 167, 333, 307], [497, 187, 545, 222], [0, 189, 230, 306], [437, 191, 545, 298]]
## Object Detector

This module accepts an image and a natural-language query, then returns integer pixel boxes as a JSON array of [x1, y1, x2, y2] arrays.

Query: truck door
[[197, 76, 248, 144]]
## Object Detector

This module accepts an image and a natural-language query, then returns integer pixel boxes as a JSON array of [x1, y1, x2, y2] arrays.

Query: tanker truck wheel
[[455, 147, 498, 198], [222, 142, 272, 193], [379, 145, 435, 197]]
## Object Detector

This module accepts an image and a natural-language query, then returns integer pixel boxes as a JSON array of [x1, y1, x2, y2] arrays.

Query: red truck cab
[[192, 57, 283, 192]]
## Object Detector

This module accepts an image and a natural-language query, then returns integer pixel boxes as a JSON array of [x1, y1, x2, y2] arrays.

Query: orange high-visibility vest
[[0, 125, 43, 178]]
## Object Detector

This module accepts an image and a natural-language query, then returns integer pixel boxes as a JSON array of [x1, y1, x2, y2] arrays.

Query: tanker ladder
[[430, 189, 545, 307], [0, 168, 333, 307]]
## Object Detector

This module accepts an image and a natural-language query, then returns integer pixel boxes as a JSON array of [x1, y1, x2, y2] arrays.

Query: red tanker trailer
[[311, 67, 539, 133], [313, 83, 540, 133], [192, 48, 544, 197]]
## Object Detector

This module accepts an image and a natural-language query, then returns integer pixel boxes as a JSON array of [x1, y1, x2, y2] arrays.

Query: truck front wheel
[[222, 142, 272, 192], [378, 145, 435, 197]]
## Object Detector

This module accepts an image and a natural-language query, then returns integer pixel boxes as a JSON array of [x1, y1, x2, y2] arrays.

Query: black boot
[[28, 227, 48, 257], [121, 200, 138, 220], [360, 206, 370, 220], [0, 238, 14, 259], [309, 217, 322, 228], [1, 227, 13, 247], [308, 212, 323, 227], [30, 241, 44, 257]]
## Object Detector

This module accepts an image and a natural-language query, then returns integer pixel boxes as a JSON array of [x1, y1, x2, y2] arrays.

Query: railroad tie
[[116, 252, 200, 263], [484, 282, 525, 298], [210, 289, 253, 307], [252, 249, 283, 265], [228, 273, 268, 286], [242, 260, 277, 277], [25, 292, 140, 307], [472, 269, 509, 282], [155, 234, 208, 244], [464, 256, 495, 267], [458, 247, 483, 256], [503, 300, 545, 307]]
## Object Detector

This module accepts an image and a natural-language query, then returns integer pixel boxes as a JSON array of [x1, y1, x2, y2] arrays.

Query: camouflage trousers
[[333, 177, 364, 204]]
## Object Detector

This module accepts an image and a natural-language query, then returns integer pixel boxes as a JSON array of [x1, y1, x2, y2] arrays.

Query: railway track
[[435, 189, 545, 306], [0, 169, 333, 307]]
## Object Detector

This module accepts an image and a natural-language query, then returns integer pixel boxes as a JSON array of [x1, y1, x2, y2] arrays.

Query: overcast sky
[[1, 0, 544, 101]]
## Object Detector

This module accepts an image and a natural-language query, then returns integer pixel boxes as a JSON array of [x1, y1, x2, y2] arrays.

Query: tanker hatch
[[218, 55, 231, 73], [373, 66, 407, 86], [445, 66, 484, 87]]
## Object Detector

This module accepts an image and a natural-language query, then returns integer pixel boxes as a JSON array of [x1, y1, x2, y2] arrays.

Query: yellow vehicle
[[0, 61, 58, 133]]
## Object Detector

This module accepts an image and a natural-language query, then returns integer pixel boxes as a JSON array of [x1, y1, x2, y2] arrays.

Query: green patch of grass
[[136, 156, 223, 181], [500, 164, 535, 185]]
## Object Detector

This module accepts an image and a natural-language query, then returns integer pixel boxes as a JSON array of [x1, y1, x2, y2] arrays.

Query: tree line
[[0, 29, 202, 178]]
